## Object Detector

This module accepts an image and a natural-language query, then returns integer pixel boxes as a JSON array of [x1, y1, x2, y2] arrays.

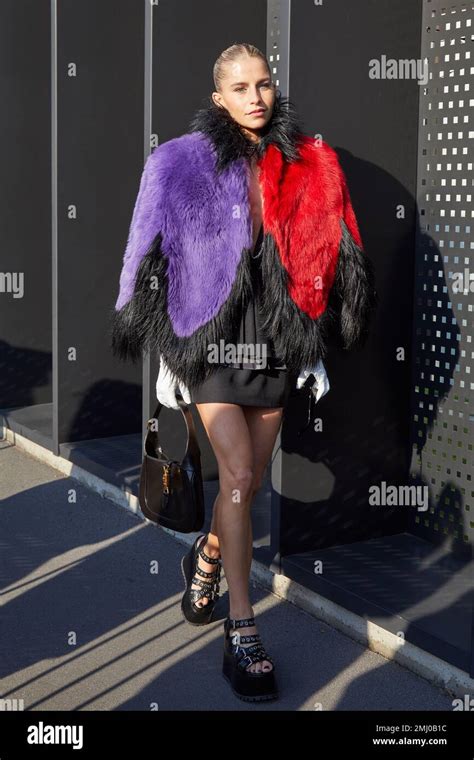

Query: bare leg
[[195, 401, 284, 673], [188, 491, 221, 609], [241, 404, 284, 580]]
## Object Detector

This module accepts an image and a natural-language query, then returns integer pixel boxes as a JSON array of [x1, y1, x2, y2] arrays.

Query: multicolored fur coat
[[110, 94, 377, 389]]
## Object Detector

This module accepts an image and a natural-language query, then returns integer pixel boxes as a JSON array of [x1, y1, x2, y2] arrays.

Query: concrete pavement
[[0, 439, 454, 711]]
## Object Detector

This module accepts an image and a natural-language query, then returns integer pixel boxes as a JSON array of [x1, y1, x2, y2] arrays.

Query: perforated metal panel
[[410, 0, 474, 553]]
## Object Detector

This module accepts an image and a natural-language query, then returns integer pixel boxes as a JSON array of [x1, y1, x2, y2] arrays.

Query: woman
[[110, 42, 377, 702]]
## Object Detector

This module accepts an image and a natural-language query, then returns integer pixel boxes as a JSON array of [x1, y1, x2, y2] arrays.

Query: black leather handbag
[[138, 397, 205, 533]]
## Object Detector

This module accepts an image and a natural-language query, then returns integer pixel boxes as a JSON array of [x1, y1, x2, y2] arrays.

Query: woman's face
[[212, 56, 276, 141]]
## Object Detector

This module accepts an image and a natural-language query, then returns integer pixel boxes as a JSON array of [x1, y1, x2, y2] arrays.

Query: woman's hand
[[156, 355, 192, 408], [296, 358, 330, 402]]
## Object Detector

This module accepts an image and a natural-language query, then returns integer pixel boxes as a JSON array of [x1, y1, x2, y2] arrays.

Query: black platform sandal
[[180, 534, 222, 626], [222, 616, 278, 702]]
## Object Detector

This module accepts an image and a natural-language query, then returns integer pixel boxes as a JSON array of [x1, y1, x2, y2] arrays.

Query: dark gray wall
[[57, 0, 145, 442], [0, 0, 52, 410]]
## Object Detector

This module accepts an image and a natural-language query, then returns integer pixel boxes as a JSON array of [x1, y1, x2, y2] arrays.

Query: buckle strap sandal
[[222, 616, 278, 702], [180, 534, 222, 626]]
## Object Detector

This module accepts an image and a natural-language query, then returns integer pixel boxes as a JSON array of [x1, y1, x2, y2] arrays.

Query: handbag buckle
[[162, 463, 170, 494]]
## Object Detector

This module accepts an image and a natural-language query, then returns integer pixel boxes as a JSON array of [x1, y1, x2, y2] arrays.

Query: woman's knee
[[220, 466, 254, 503]]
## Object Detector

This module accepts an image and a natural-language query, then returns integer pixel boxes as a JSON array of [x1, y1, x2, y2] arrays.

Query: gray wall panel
[[0, 0, 52, 411], [56, 0, 145, 442]]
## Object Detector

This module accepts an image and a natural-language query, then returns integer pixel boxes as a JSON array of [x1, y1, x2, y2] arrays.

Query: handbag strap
[[147, 396, 201, 462]]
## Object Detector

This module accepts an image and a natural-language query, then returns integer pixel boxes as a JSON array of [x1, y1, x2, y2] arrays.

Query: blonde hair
[[213, 42, 271, 92]]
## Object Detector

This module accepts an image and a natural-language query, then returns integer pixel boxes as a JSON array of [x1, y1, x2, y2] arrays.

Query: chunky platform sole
[[180, 541, 218, 626], [222, 650, 279, 702]]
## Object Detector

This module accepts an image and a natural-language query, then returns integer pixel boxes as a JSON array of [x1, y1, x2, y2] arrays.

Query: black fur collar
[[188, 92, 305, 172]]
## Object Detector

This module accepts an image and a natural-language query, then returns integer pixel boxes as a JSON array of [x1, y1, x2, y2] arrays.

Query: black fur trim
[[257, 232, 338, 372], [334, 218, 378, 350], [108, 220, 378, 385], [109, 232, 257, 388], [188, 92, 306, 172]]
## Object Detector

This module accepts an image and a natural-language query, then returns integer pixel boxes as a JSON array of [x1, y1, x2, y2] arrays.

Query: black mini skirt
[[190, 364, 295, 407]]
